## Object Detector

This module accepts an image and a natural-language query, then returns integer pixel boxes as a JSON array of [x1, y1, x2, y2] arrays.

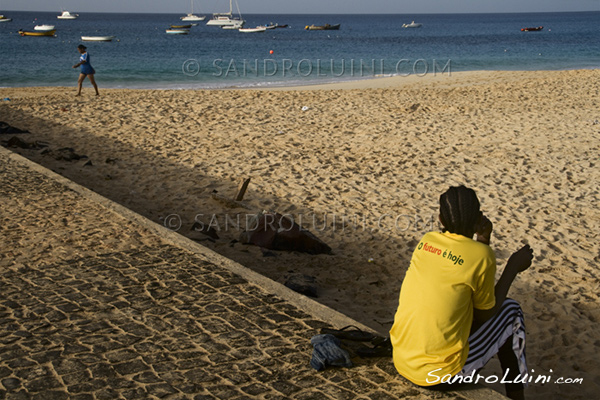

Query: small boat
[[0, 15, 12, 22], [222, 21, 244, 29], [170, 24, 192, 29], [166, 29, 189, 35], [81, 36, 116, 42], [181, 0, 205, 21], [209, 15, 236, 26], [402, 21, 422, 28], [521, 26, 543, 32], [34, 24, 56, 31], [305, 23, 340, 30], [19, 29, 56, 37], [206, 0, 244, 27], [57, 10, 78, 20], [238, 26, 266, 33], [181, 13, 205, 22]]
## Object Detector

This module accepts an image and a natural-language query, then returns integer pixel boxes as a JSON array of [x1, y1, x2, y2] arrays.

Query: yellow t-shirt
[[390, 231, 496, 386]]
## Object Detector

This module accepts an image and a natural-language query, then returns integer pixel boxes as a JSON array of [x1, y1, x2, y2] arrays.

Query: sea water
[[0, 11, 598, 89]]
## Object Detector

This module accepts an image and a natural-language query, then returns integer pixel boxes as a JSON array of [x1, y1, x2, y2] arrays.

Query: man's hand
[[507, 244, 534, 274], [476, 215, 493, 245]]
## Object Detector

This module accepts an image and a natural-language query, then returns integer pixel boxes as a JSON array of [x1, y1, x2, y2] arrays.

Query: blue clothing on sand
[[79, 52, 95, 75], [309, 334, 352, 371]]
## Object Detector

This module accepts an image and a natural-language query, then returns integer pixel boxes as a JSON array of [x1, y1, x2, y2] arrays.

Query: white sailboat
[[181, 0, 205, 21], [206, 0, 244, 27]]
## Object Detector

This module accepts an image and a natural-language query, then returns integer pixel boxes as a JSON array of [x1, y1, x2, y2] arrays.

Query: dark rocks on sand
[[240, 212, 332, 255], [0, 122, 29, 134], [5, 136, 34, 149], [4, 136, 47, 150], [284, 273, 318, 297], [52, 148, 87, 162], [191, 222, 220, 240]]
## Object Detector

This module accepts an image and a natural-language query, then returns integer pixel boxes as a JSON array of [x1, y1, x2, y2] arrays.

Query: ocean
[[0, 11, 598, 89]]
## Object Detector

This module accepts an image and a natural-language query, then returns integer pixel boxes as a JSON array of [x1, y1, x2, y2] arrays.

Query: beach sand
[[1, 69, 599, 399]]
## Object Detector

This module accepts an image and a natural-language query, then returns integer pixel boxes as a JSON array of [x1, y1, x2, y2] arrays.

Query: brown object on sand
[[240, 212, 332, 255]]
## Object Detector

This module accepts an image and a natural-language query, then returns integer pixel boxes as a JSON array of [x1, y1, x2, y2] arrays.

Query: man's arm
[[474, 244, 534, 322]]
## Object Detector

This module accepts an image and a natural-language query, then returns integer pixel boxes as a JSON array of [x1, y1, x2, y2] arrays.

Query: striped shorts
[[457, 298, 528, 382]]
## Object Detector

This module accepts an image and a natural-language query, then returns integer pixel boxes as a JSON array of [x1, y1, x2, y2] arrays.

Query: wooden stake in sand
[[210, 178, 253, 210], [235, 178, 251, 201]]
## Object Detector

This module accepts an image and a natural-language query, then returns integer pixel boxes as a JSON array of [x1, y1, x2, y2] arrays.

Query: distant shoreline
[[1, 69, 597, 93], [1, 67, 597, 92]]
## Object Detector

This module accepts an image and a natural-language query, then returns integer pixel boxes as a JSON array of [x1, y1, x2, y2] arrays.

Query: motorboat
[[181, 13, 205, 22], [180, 13, 206, 22], [238, 26, 266, 33], [34, 24, 56, 31], [0, 15, 12, 22], [521, 26, 543, 32], [208, 15, 240, 26], [221, 21, 244, 29], [206, 0, 244, 27], [57, 11, 78, 19], [81, 36, 116, 42], [181, 0, 205, 21], [305, 24, 340, 30], [19, 29, 56, 36], [402, 21, 422, 28], [170, 24, 192, 29], [166, 29, 189, 35], [266, 23, 288, 29]]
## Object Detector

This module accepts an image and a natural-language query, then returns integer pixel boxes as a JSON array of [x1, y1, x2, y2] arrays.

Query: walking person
[[72, 44, 99, 96]]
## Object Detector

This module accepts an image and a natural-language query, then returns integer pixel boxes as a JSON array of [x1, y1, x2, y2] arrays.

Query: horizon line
[[2, 9, 599, 15]]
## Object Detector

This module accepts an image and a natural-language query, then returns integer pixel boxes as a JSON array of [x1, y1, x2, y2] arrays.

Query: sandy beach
[[1, 69, 599, 399]]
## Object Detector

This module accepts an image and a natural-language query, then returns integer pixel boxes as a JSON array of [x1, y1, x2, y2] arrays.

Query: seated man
[[390, 185, 534, 400]]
